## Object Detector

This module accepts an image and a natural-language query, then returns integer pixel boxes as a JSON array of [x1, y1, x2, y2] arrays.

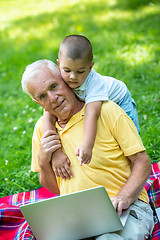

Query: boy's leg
[[117, 90, 140, 133]]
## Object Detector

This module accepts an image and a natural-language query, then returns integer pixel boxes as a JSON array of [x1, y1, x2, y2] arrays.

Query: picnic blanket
[[0, 162, 160, 240], [0, 187, 56, 240], [144, 161, 160, 240]]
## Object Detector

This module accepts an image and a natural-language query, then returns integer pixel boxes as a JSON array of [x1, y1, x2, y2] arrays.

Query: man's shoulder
[[101, 101, 126, 122], [33, 116, 43, 135], [102, 100, 123, 113]]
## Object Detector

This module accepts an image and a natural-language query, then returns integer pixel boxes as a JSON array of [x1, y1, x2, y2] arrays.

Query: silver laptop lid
[[20, 186, 123, 240]]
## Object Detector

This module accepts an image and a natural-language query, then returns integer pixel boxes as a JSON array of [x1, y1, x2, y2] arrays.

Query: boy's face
[[57, 55, 94, 89]]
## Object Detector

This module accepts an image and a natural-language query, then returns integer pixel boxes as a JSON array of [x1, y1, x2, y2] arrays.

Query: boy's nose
[[70, 72, 77, 80]]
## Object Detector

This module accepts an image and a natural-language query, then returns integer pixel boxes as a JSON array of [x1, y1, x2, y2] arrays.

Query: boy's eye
[[64, 69, 70, 73], [78, 71, 85, 74]]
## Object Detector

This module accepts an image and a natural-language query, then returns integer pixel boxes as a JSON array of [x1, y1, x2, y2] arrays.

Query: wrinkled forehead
[[27, 68, 63, 99]]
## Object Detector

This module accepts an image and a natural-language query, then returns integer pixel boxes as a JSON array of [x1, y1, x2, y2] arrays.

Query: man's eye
[[40, 94, 46, 99], [51, 84, 56, 90]]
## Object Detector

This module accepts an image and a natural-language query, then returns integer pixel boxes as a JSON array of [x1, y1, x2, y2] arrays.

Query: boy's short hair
[[58, 35, 93, 63]]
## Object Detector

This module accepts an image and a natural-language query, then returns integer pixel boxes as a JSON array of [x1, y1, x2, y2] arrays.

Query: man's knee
[[94, 233, 124, 240]]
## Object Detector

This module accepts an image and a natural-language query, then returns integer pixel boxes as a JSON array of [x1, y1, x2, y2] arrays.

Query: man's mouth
[[53, 99, 65, 110]]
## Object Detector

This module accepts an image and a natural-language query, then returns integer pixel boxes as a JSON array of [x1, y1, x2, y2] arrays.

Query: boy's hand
[[75, 144, 92, 166], [51, 149, 72, 180]]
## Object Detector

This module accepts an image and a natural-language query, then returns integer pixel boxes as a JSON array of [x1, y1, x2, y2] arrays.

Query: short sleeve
[[85, 73, 109, 104], [113, 114, 145, 156], [31, 116, 43, 172]]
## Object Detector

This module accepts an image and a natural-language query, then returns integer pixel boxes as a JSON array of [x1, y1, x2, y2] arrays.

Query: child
[[44, 35, 140, 178]]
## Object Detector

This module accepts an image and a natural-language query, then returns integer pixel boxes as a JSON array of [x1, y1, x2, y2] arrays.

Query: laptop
[[20, 186, 129, 240]]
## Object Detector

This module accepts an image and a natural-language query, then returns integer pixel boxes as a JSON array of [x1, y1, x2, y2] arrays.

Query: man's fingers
[[42, 130, 58, 138], [41, 137, 60, 147], [49, 142, 61, 152], [111, 197, 129, 216], [117, 201, 124, 216]]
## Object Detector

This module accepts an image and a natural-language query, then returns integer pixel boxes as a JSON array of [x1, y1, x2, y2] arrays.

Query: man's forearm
[[117, 151, 151, 203], [111, 151, 151, 215], [39, 162, 60, 195]]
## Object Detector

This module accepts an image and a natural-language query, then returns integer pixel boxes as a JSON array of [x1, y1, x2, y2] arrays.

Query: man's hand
[[51, 149, 72, 180], [75, 144, 92, 166], [111, 151, 152, 216], [38, 130, 61, 168], [111, 196, 130, 216], [38, 130, 61, 195]]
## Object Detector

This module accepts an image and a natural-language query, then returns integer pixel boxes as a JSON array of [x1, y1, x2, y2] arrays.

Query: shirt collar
[[56, 105, 85, 134], [74, 69, 94, 91]]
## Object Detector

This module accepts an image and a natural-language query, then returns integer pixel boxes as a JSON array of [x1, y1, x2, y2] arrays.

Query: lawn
[[0, 0, 160, 197]]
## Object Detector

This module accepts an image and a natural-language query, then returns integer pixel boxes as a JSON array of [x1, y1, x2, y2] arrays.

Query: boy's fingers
[[57, 167, 66, 180], [55, 166, 72, 180], [54, 167, 60, 178], [67, 158, 71, 166], [75, 147, 79, 156], [79, 150, 85, 165]]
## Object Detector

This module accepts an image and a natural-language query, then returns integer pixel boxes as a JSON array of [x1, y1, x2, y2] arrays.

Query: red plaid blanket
[[144, 161, 160, 240], [0, 187, 56, 240], [0, 162, 159, 240]]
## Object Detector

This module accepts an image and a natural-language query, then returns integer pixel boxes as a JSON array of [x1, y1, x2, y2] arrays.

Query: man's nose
[[48, 92, 58, 102]]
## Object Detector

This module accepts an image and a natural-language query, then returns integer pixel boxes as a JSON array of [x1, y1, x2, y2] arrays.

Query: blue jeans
[[117, 90, 140, 133]]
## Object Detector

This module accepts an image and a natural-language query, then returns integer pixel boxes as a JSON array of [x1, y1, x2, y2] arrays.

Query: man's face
[[27, 66, 77, 120], [57, 54, 94, 89]]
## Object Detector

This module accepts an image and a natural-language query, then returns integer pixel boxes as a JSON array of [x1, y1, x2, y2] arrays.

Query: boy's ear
[[57, 59, 60, 66]]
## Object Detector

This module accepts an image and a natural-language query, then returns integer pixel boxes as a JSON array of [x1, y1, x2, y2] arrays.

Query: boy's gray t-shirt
[[73, 69, 127, 104]]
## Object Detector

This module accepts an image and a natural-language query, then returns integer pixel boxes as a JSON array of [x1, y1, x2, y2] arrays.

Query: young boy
[[44, 35, 140, 179]]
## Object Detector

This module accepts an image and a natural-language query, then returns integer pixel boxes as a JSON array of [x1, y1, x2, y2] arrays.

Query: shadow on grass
[[112, 0, 159, 10], [0, 0, 159, 195], [1, 1, 160, 68]]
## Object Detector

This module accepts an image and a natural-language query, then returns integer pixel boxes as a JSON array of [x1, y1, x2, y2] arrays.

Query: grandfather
[[21, 59, 154, 240]]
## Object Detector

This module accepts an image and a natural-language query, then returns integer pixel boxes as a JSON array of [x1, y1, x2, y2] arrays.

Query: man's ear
[[33, 99, 46, 111], [32, 99, 40, 105], [57, 59, 60, 66], [89, 62, 94, 72]]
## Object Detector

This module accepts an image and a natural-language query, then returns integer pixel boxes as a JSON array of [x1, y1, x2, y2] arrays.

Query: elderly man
[[21, 59, 154, 239]]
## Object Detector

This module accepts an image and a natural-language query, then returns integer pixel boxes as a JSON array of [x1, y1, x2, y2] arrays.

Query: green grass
[[0, 0, 160, 197]]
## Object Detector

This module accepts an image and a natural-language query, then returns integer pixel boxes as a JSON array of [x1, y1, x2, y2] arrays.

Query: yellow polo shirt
[[32, 101, 149, 203]]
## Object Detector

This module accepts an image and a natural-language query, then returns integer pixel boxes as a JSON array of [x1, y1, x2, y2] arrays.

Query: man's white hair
[[21, 59, 59, 98]]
